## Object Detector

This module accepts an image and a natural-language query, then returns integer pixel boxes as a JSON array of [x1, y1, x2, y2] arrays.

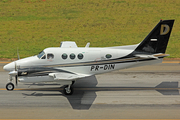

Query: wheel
[[6, 82, 14, 91], [63, 85, 73, 95]]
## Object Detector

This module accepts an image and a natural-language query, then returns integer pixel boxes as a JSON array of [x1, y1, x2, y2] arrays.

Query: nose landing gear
[[6, 75, 15, 91], [6, 82, 15, 91]]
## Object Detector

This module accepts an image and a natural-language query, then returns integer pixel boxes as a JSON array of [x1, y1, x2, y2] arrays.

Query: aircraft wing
[[49, 72, 90, 81]]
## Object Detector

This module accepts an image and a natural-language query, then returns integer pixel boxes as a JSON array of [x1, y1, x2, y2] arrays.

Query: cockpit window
[[41, 55, 46, 59], [37, 51, 46, 59], [47, 53, 54, 59]]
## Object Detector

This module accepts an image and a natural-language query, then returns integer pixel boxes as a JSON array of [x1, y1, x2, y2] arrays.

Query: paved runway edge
[[0, 119, 179, 120]]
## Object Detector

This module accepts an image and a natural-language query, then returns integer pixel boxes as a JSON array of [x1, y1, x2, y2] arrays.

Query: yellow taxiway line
[[0, 62, 10, 63], [162, 61, 180, 63]]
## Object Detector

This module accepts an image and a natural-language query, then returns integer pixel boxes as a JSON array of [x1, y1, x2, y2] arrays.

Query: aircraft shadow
[[155, 81, 179, 95], [60, 75, 98, 110], [21, 79, 179, 110], [24, 83, 60, 86], [22, 92, 63, 96], [22, 75, 98, 110]]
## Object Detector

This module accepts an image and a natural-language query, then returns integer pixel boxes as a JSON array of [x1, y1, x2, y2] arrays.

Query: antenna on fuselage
[[85, 42, 90, 48], [17, 47, 20, 60]]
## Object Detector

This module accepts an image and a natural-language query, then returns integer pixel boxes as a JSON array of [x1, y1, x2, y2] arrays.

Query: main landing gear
[[63, 81, 75, 95], [63, 85, 74, 95]]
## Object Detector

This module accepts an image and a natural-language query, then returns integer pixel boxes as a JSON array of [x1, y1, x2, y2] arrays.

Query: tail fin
[[135, 20, 174, 54]]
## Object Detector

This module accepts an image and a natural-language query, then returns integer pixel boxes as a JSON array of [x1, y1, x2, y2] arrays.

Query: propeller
[[15, 47, 20, 85], [15, 75, 18, 86], [14, 62, 18, 86]]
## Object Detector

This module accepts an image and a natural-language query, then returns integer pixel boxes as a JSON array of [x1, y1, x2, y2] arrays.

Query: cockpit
[[37, 51, 46, 59], [37, 51, 54, 60]]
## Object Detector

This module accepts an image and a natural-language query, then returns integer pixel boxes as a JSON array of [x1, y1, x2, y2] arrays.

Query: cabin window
[[47, 53, 54, 59], [70, 53, 75, 59], [78, 53, 84, 60], [37, 51, 46, 59], [62, 53, 68, 59], [106, 54, 112, 59]]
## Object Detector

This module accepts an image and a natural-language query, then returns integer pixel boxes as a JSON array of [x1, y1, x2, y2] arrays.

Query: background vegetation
[[0, 0, 179, 58]]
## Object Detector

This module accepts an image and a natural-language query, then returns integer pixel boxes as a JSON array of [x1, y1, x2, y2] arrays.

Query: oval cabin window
[[78, 53, 84, 60], [62, 53, 67, 59], [106, 54, 112, 59], [70, 53, 76, 59]]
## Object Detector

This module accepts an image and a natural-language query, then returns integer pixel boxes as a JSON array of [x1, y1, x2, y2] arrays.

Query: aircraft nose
[[3, 62, 15, 71]]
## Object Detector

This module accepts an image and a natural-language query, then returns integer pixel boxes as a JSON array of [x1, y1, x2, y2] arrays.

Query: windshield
[[37, 51, 45, 59]]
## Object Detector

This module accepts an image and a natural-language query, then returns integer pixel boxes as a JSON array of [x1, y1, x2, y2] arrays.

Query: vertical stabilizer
[[135, 20, 174, 54]]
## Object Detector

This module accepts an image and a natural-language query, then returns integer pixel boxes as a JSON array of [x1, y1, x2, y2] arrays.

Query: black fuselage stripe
[[45, 57, 155, 68], [18, 58, 159, 77]]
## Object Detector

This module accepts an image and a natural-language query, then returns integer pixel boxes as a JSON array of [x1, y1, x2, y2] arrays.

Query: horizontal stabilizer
[[135, 54, 158, 59], [135, 53, 169, 59]]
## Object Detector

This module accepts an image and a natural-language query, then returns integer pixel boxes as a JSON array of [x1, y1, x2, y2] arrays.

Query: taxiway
[[0, 61, 180, 119]]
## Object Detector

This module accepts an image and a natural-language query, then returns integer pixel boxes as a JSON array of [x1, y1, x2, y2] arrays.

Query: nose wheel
[[63, 85, 73, 95], [6, 82, 15, 91]]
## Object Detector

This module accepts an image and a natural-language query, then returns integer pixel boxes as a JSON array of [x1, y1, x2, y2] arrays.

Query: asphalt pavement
[[0, 61, 180, 119]]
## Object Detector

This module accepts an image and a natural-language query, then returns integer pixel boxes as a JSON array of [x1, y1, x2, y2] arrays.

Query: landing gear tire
[[63, 85, 73, 95], [6, 82, 14, 91]]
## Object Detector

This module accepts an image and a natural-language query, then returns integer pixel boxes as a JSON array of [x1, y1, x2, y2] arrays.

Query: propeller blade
[[14, 62, 18, 86], [15, 62, 17, 71], [15, 75, 18, 86]]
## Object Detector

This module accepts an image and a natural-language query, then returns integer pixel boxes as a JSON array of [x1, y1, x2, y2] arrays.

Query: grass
[[0, 0, 180, 58]]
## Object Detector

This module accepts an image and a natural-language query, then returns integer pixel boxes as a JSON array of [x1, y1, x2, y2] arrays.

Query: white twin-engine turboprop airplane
[[3, 20, 174, 95]]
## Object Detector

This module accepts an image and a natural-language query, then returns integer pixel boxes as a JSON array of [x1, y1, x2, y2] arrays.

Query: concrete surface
[[0, 62, 180, 119]]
